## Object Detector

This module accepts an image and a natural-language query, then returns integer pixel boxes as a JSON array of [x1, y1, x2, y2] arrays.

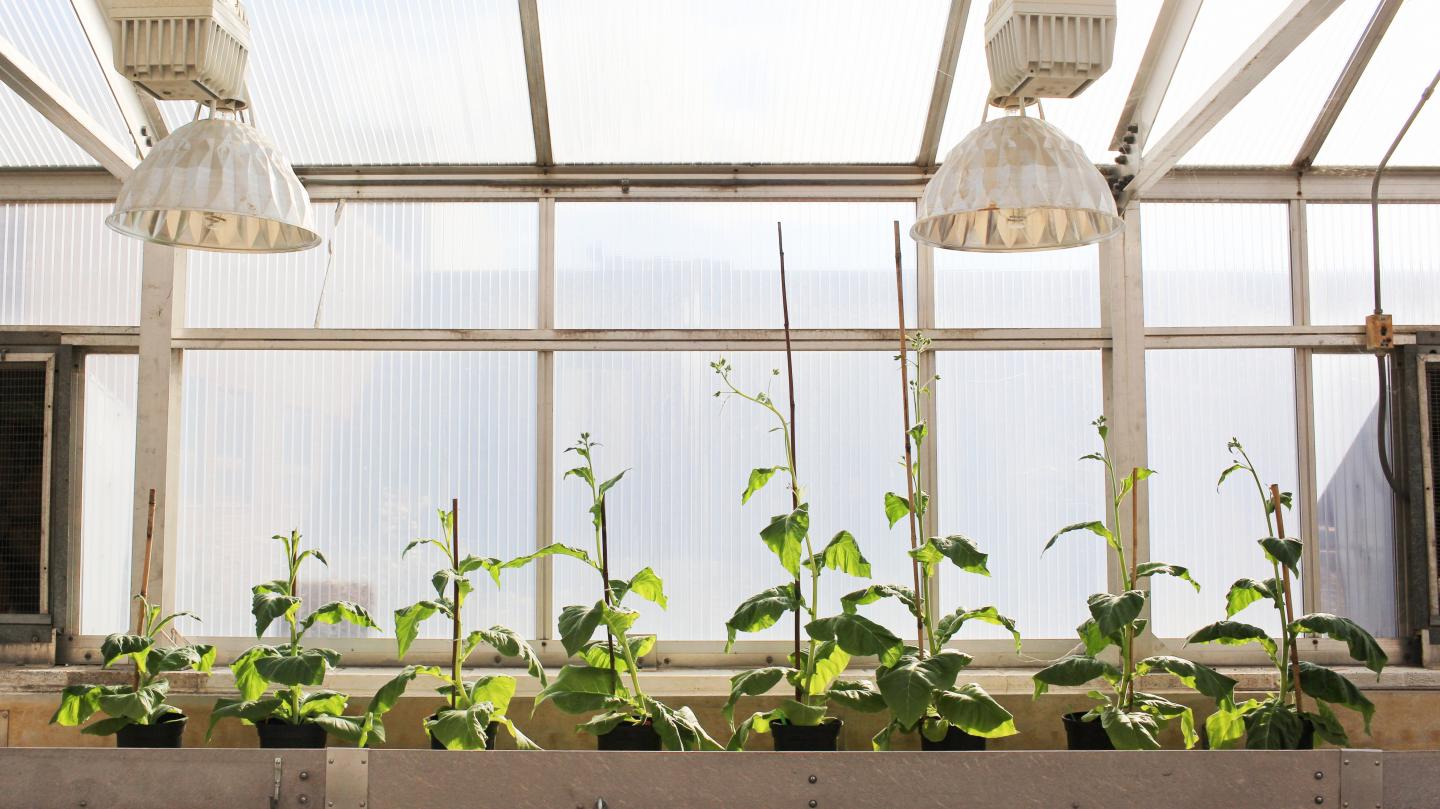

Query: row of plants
[[51, 347, 1386, 752]]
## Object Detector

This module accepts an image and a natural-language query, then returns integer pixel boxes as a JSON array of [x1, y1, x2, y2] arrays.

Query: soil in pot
[[598, 719, 662, 751], [771, 719, 843, 751], [116, 713, 187, 748], [256, 718, 328, 749], [1062, 711, 1113, 750], [920, 725, 986, 751], [428, 716, 500, 750]]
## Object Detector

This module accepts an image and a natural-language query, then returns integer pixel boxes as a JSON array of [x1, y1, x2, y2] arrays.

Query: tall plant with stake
[[1189, 438, 1387, 748], [1032, 417, 1238, 749], [375, 501, 546, 750], [714, 358, 889, 748], [515, 434, 720, 750], [209, 530, 385, 744]]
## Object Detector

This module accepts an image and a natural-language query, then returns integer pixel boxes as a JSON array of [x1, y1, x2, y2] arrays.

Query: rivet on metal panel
[[1315, 772, 1324, 780], [808, 776, 817, 784], [299, 797, 309, 805], [809, 801, 817, 808], [1315, 797, 1324, 805]]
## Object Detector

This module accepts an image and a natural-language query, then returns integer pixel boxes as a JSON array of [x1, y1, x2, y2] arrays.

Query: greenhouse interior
[[1, 0, 1440, 805]]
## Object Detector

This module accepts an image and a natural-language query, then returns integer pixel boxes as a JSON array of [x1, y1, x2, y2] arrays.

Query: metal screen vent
[[0, 363, 46, 614], [1428, 361, 1440, 601]]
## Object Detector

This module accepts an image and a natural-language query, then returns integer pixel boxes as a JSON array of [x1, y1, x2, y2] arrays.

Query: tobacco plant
[[51, 596, 215, 736], [711, 359, 890, 748], [515, 434, 720, 751], [375, 506, 546, 750], [209, 530, 385, 744], [1189, 438, 1387, 748], [841, 333, 1021, 749], [1032, 417, 1238, 749]]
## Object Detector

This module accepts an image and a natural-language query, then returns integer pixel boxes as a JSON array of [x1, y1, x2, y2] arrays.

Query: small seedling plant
[[1189, 438, 1387, 748], [711, 359, 890, 749], [209, 530, 384, 744], [375, 505, 546, 750], [51, 596, 215, 736], [840, 333, 1022, 749], [517, 434, 719, 751], [1033, 417, 1238, 750]]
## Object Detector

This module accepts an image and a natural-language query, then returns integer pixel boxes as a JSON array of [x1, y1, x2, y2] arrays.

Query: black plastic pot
[[256, 719, 328, 749], [920, 725, 986, 751], [116, 713, 186, 748], [771, 719, 843, 751], [1062, 711, 1114, 750], [428, 716, 499, 750], [1294, 718, 1316, 750], [598, 719, 662, 751]]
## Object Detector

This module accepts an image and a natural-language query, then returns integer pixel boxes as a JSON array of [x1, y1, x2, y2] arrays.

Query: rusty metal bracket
[[325, 747, 370, 809], [1339, 749, 1383, 809]]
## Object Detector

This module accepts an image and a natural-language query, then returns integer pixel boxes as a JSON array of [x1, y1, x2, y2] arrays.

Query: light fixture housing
[[106, 117, 320, 253], [912, 114, 1122, 252]]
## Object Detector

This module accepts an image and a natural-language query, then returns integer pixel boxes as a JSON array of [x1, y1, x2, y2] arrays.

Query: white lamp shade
[[912, 114, 1122, 252], [106, 118, 320, 253]]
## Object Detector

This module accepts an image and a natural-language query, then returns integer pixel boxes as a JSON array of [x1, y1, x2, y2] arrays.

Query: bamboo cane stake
[[777, 221, 802, 701], [451, 497, 461, 710], [1271, 484, 1304, 713], [600, 498, 618, 689], [134, 488, 156, 688], [893, 221, 927, 657], [1124, 469, 1140, 708]]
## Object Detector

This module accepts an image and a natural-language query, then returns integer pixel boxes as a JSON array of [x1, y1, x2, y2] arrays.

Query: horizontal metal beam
[[0, 35, 137, 178]]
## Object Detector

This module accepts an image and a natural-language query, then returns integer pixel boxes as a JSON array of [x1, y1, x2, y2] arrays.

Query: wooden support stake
[[1272, 483, 1304, 712], [893, 221, 926, 657], [134, 488, 156, 688], [777, 221, 802, 701], [600, 498, 618, 689], [451, 497, 461, 710]]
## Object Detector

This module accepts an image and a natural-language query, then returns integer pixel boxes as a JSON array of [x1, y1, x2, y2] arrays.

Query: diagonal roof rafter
[[1291, 0, 1403, 169], [517, 0, 553, 167], [1110, 0, 1202, 155], [916, 0, 972, 167]]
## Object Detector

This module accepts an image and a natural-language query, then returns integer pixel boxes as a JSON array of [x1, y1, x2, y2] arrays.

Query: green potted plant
[[711, 359, 886, 751], [51, 595, 215, 747], [840, 332, 1021, 750], [1188, 438, 1387, 749], [1033, 417, 1238, 750], [208, 530, 382, 748], [374, 502, 546, 750], [513, 434, 720, 751]]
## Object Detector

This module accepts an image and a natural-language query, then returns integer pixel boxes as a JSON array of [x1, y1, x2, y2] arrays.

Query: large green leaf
[[909, 535, 989, 577], [502, 543, 598, 571], [1087, 590, 1145, 637], [402, 537, 447, 559], [1044, 521, 1117, 555], [775, 698, 828, 728], [558, 602, 605, 657], [1244, 700, 1306, 750], [580, 635, 654, 673], [1225, 578, 1276, 617], [146, 643, 217, 674], [828, 678, 886, 713], [808, 531, 871, 578], [723, 666, 792, 726], [534, 664, 626, 715], [1187, 620, 1278, 658], [724, 584, 799, 650], [427, 703, 494, 750], [807, 614, 905, 667], [1076, 618, 1114, 656], [1032, 655, 1121, 697], [465, 675, 518, 718], [576, 711, 631, 738], [643, 696, 723, 752], [792, 641, 850, 698], [841, 584, 918, 619], [251, 591, 301, 637], [1130, 691, 1197, 748], [935, 606, 1021, 651], [1205, 699, 1260, 750], [369, 665, 444, 716], [1297, 661, 1375, 732], [297, 690, 348, 718], [100, 634, 153, 671], [393, 600, 443, 659], [615, 567, 667, 608], [308, 714, 377, 746], [302, 601, 379, 633], [877, 650, 971, 728], [253, 648, 334, 687], [1290, 613, 1387, 675], [935, 683, 1017, 739], [1259, 537, 1304, 574], [1306, 699, 1351, 747], [760, 505, 810, 577], [601, 603, 639, 636], [1100, 706, 1161, 750], [229, 645, 281, 701], [1134, 562, 1200, 592], [469, 626, 547, 686], [456, 555, 504, 587], [1136, 655, 1238, 707], [743, 467, 782, 504], [79, 716, 137, 737], [51, 685, 102, 726], [883, 492, 911, 528], [430, 568, 475, 606], [94, 681, 170, 723], [207, 697, 286, 739]]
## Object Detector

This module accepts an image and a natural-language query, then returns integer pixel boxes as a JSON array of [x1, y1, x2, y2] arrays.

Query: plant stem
[[581, 439, 647, 713], [450, 499, 462, 710], [287, 533, 301, 724], [134, 489, 157, 690], [1238, 447, 1289, 705], [1122, 467, 1141, 711], [892, 221, 929, 658], [1271, 484, 1304, 713]]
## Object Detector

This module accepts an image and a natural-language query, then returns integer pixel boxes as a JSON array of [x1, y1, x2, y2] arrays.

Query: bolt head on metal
[[300, 771, 310, 780], [1314, 772, 1324, 779], [298, 797, 308, 805], [808, 775, 817, 784], [809, 801, 818, 808], [1315, 798, 1324, 805]]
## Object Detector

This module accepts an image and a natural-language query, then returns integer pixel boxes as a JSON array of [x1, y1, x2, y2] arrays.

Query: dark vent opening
[[1429, 362, 1440, 601], [0, 363, 46, 614]]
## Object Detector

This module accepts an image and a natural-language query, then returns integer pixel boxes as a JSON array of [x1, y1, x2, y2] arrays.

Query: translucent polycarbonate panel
[[186, 202, 537, 328], [156, 0, 534, 164], [935, 351, 1106, 640], [1148, 1, 1288, 153], [933, 244, 1100, 328], [1307, 204, 1440, 327], [0, 0, 134, 164], [0, 203, 142, 326], [1141, 203, 1291, 327], [176, 351, 536, 638], [1181, 0, 1376, 165], [1317, 0, 1440, 166], [1311, 353, 1397, 637], [555, 202, 916, 329], [1146, 349, 1299, 638], [540, 0, 947, 163], [935, 0, 1161, 163], [80, 354, 137, 635], [0, 82, 96, 167], [553, 351, 915, 641]]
